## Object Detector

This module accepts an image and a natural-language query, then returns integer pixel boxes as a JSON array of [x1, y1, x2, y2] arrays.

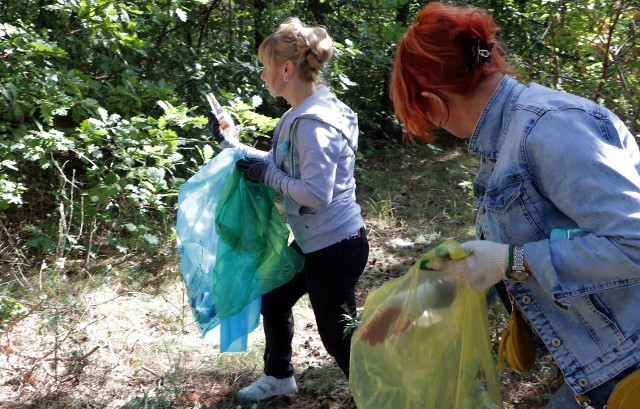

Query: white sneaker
[[236, 373, 297, 401]]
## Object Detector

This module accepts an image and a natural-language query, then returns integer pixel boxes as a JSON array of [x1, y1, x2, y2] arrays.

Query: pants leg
[[545, 363, 640, 408], [261, 235, 369, 379], [261, 266, 307, 378], [544, 384, 581, 409], [304, 236, 369, 378]]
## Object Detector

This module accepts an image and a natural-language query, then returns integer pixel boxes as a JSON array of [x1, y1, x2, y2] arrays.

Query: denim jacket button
[[521, 295, 532, 305], [552, 337, 562, 347], [578, 378, 589, 387]]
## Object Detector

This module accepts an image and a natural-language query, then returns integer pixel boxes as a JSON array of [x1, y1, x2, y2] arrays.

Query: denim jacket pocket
[[566, 294, 625, 352], [481, 177, 546, 243], [485, 177, 521, 212]]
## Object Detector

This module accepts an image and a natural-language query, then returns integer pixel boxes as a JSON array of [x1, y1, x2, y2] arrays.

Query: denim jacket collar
[[468, 76, 522, 160]]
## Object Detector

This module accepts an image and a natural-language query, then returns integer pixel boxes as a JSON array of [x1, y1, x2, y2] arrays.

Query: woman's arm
[[264, 119, 342, 209]]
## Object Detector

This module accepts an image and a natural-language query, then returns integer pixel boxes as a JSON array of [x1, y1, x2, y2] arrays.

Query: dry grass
[[0, 261, 354, 409], [0, 142, 562, 408]]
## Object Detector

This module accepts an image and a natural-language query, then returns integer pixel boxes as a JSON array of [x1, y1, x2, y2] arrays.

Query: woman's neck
[[286, 79, 318, 109], [444, 72, 505, 138]]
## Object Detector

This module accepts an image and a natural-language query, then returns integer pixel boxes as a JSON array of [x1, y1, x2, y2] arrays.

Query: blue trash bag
[[176, 148, 304, 351]]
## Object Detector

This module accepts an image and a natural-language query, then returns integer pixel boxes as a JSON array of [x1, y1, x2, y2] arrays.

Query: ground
[[0, 145, 563, 408]]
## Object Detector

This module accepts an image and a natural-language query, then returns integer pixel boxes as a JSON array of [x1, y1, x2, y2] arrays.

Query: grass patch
[[0, 139, 561, 408]]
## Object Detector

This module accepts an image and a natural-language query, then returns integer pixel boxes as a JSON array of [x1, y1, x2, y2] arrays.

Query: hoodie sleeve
[[219, 137, 270, 159], [264, 118, 341, 210]]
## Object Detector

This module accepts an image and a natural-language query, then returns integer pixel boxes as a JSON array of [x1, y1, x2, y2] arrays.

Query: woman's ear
[[421, 91, 446, 112], [421, 91, 447, 127], [283, 61, 295, 78]]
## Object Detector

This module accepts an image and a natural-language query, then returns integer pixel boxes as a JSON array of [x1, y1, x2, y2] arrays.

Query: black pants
[[261, 232, 369, 379]]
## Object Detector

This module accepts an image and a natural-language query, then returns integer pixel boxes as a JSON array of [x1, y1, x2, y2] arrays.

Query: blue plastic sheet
[[176, 149, 304, 352]]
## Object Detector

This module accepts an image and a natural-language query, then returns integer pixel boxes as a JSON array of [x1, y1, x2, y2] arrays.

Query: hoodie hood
[[292, 86, 359, 151]]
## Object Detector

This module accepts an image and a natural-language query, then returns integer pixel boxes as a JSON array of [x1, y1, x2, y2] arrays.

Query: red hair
[[390, 3, 511, 142]]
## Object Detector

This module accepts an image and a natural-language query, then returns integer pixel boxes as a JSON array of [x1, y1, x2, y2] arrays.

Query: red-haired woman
[[364, 3, 640, 408]]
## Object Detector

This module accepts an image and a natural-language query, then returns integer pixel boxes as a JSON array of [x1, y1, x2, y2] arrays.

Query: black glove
[[237, 158, 268, 183], [207, 111, 224, 142]]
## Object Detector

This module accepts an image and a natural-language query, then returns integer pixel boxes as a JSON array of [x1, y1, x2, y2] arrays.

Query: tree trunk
[[305, 0, 333, 24], [253, 0, 267, 50]]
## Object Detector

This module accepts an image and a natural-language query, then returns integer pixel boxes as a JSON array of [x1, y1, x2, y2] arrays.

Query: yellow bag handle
[[497, 292, 536, 373]]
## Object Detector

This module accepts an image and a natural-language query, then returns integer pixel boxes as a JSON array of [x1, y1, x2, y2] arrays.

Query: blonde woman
[[209, 17, 368, 402]]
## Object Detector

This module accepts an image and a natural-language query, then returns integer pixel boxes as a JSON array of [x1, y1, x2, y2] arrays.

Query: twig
[[0, 217, 17, 248], [141, 365, 163, 378], [59, 345, 100, 383], [141, 365, 166, 385], [594, 7, 621, 102], [0, 218, 29, 264]]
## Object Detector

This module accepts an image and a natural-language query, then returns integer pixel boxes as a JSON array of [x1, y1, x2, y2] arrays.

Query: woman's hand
[[237, 157, 268, 183], [424, 240, 509, 292], [207, 111, 225, 142]]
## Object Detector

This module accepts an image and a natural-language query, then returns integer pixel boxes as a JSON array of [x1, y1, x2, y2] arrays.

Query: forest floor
[[0, 142, 563, 408]]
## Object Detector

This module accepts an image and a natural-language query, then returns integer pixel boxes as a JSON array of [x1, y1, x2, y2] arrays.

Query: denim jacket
[[471, 76, 640, 395]]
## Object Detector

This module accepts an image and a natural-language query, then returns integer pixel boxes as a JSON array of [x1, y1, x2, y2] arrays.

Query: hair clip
[[468, 39, 494, 72]]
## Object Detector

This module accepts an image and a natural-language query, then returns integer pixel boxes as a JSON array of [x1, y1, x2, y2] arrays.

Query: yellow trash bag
[[350, 240, 503, 409]]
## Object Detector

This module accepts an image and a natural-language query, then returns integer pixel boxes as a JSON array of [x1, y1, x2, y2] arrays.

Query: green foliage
[[0, 296, 29, 326], [0, 0, 638, 271], [476, 0, 640, 132], [220, 94, 280, 148], [0, 1, 275, 260], [0, 162, 25, 210]]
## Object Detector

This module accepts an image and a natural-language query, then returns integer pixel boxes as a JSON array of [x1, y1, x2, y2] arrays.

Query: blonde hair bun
[[259, 17, 333, 83]]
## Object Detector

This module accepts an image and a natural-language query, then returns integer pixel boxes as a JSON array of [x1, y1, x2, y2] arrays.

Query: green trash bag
[[176, 148, 304, 351], [350, 240, 503, 409], [213, 150, 305, 320]]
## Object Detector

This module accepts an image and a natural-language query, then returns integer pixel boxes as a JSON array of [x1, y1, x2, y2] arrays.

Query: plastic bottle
[[370, 269, 458, 331], [550, 228, 590, 242], [412, 271, 458, 327], [205, 93, 237, 138]]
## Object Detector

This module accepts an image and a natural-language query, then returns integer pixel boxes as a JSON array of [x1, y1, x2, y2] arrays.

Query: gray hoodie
[[223, 86, 364, 253]]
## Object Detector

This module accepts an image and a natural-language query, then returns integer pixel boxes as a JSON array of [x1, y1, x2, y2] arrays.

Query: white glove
[[424, 240, 509, 292]]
